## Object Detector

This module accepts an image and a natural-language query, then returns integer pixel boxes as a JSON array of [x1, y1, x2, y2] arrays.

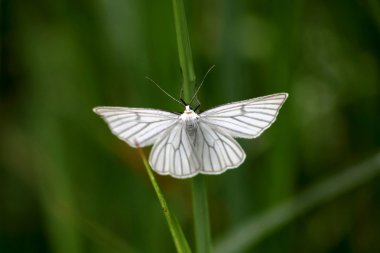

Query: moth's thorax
[[179, 105, 200, 121]]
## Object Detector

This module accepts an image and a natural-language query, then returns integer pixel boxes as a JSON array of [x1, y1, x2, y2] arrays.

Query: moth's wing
[[199, 93, 288, 139], [149, 122, 201, 179], [195, 121, 246, 174], [93, 107, 178, 148]]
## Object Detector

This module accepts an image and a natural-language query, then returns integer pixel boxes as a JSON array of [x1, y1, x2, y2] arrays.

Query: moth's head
[[180, 105, 199, 120], [183, 101, 201, 113], [185, 105, 193, 114]]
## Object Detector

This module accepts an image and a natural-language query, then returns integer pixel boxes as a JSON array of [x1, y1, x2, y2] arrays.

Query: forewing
[[195, 122, 246, 174], [199, 93, 288, 138], [93, 107, 178, 148], [149, 123, 201, 178]]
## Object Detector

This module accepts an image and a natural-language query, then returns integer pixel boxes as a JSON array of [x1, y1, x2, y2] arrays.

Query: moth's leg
[[193, 97, 201, 112], [179, 67, 184, 100], [180, 85, 184, 100]]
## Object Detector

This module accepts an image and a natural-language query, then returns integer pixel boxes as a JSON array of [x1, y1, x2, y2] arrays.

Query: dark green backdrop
[[1, 0, 380, 252]]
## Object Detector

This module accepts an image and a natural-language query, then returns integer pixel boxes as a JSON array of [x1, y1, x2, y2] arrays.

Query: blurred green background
[[1, 0, 380, 252]]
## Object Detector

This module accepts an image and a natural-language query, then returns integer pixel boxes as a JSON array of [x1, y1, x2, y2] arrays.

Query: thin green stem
[[172, 0, 196, 101], [137, 148, 191, 253], [171, 0, 212, 252], [192, 176, 212, 253]]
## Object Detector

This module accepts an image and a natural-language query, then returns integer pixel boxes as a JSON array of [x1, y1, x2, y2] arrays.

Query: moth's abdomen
[[184, 119, 198, 142]]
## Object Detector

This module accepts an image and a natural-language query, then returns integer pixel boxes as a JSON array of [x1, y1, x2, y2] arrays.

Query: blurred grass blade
[[137, 148, 192, 253], [368, 0, 380, 31], [215, 152, 380, 253], [55, 204, 137, 253], [1, 126, 137, 253], [172, 0, 213, 252]]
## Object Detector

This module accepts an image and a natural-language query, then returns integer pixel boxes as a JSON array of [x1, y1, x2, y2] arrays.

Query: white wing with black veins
[[195, 121, 246, 174], [93, 107, 178, 148], [200, 93, 288, 139], [149, 123, 201, 178]]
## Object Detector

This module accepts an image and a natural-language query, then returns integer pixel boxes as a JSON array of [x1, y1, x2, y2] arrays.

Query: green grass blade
[[137, 148, 192, 253], [215, 152, 380, 253]]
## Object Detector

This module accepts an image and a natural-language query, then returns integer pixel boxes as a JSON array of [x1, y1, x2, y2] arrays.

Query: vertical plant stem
[[172, 0, 196, 99], [192, 176, 212, 253], [172, 0, 212, 252]]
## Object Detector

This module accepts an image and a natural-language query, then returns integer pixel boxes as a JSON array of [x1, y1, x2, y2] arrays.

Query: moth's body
[[94, 93, 288, 178], [180, 105, 199, 140]]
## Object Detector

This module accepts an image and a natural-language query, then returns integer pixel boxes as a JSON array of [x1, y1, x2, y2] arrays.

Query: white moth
[[93, 93, 288, 179]]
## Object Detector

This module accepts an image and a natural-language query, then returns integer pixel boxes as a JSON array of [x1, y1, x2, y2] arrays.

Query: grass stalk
[[172, 0, 196, 99], [191, 176, 212, 253], [171, 0, 212, 252], [137, 148, 191, 253]]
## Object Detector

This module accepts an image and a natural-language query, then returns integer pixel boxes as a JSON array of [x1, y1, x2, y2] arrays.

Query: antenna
[[145, 77, 182, 105], [189, 65, 215, 105]]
